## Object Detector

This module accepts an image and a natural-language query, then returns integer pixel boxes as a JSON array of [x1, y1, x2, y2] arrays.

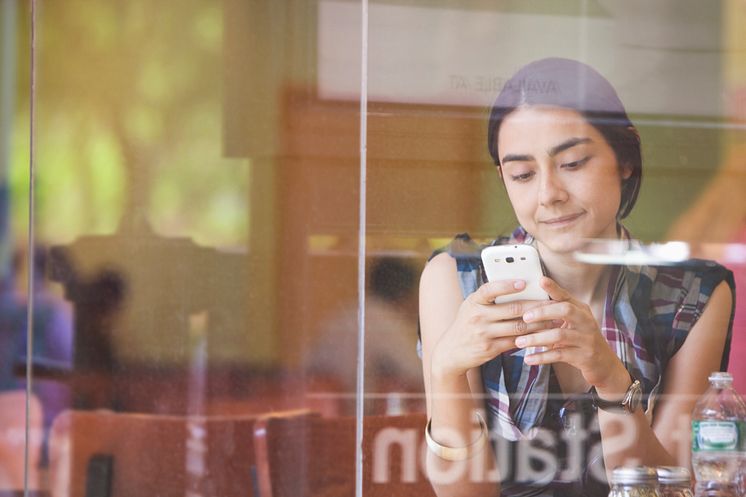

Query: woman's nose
[[538, 171, 569, 206]]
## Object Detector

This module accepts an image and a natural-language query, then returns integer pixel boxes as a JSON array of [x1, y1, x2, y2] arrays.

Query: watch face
[[625, 380, 642, 412]]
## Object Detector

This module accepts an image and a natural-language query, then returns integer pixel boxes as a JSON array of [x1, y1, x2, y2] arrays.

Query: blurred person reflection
[[0, 248, 74, 423], [0, 247, 72, 470], [21, 247, 74, 427], [305, 257, 424, 407], [0, 251, 24, 392], [667, 141, 746, 393]]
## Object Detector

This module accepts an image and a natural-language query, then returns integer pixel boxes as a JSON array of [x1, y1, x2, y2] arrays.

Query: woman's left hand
[[514, 276, 628, 390]]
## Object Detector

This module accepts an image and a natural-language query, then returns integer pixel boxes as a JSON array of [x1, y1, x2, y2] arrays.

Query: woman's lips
[[540, 212, 585, 227]]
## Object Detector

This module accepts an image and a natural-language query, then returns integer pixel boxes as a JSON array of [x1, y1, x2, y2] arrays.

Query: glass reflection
[[0, 0, 740, 495], [365, 1, 743, 496], [30, 0, 360, 495], [305, 257, 423, 414]]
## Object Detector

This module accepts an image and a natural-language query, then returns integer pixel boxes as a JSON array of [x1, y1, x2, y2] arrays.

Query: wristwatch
[[590, 376, 642, 414]]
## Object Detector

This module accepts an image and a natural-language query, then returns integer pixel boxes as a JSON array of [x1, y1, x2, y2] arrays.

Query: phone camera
[[506, 257, 515, 263]]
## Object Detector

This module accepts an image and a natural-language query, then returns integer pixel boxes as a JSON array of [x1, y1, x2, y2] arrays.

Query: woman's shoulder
[[426, 234, 484, 299], [609, 258, 735, 376], [427, 230, 522, 299], [615, 227, 734, 311], [429, 227, 528, 264], [638, 259, 734, 303], [630, 259, 735, 340], [428, 233, 482, 263]]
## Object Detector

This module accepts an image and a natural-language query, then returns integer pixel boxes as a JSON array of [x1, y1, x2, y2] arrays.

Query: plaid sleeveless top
[[423, 227, 735, 496], [434, 227, 735, 443]]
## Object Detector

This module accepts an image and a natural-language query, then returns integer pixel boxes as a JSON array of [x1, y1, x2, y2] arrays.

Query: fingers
[[484, 337, 522, 357], [478, 300, 550, 323], [514, 327, 579, 349], [470, 280, 526, 305], [539, 276, 575, 303], [523, 347, 573, 366], [521, 300, 587, 324], [478, 299, 553, 323], [484, 319, 557, 338], [512, 327, 581, 366]]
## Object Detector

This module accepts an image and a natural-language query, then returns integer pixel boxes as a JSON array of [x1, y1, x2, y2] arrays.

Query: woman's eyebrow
[[501, 137, 593, 164], [548, 137, 592, 157], [501, 153, 534, 164]]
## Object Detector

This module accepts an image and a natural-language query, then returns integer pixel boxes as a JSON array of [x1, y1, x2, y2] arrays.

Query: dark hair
[[487, 58, 642, 219]]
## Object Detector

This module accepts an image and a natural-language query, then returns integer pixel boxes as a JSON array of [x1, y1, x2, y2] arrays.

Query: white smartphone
[[480, 244, 549, 304]]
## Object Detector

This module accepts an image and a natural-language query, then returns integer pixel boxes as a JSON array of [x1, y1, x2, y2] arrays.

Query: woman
[[419, 58, 735, 497]]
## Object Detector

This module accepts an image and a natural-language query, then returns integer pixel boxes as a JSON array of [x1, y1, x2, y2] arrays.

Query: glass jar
[[656, 466, 694, 497], [609, 466, 662, 497]]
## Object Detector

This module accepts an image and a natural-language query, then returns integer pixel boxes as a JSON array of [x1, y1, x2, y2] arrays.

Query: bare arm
[[420, 253, 553, 497], [420, 253, 499, 497]]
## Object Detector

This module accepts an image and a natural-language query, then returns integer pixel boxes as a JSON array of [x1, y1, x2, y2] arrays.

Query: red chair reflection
[[48, 409, 274, 497], [254, 412, 435, 497], [0, 391, 43, 491]]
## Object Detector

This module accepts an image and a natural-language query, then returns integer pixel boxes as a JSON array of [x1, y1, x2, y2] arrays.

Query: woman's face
[[496, 106, 631, 254]]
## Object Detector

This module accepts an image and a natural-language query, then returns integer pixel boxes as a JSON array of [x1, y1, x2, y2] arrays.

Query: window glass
[[365, 0, 744, 495], [28, 0, 361, 495], [0, 0, 742, 495]]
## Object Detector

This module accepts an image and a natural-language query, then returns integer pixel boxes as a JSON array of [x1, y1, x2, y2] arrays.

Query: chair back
[[0, 391, 43, 491], [49, 410, 262, 497], [254, 412, 435, 497]]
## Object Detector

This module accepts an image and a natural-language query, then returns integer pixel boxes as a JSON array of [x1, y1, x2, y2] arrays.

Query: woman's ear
[[627, 125, 640, 142], [620, 162, 633, 180]]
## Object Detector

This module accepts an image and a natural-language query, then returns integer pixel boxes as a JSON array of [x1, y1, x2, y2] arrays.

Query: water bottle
[[691, 372, 746, 497]]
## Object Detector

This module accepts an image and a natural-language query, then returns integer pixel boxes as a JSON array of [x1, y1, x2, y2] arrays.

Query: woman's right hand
[[430, 279, 553, 380]]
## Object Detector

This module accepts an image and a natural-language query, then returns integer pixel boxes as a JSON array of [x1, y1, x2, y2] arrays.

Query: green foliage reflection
[[23, 0, 247, 247]]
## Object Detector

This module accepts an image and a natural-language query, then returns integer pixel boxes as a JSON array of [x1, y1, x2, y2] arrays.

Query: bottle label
[[692, 421, 746, 452]]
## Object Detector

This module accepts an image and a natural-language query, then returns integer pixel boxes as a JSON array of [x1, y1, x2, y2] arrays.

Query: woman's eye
[[561, 156, 591, 170], [510, 171, 534, 182]]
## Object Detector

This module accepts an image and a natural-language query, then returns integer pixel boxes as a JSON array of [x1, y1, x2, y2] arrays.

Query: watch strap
[[590, 378, 642, 414]]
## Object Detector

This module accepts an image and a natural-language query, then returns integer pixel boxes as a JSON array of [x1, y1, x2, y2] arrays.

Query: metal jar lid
[[611, 466, 659, 485], [656, 466, 691, 485]]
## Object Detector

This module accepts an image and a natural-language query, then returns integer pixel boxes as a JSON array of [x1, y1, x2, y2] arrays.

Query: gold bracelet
[[424, 412, 488, 461]]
